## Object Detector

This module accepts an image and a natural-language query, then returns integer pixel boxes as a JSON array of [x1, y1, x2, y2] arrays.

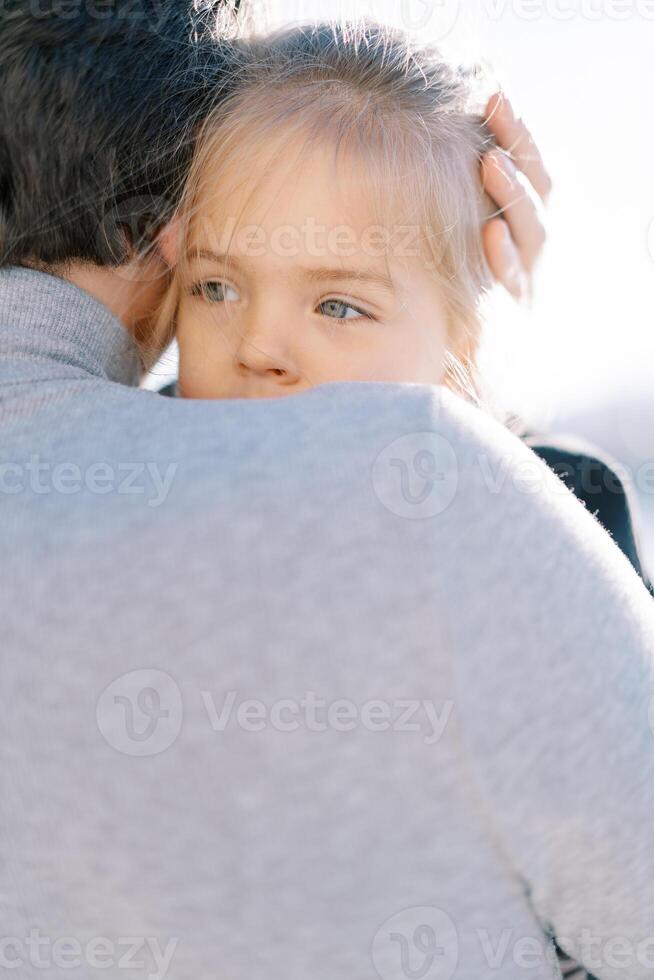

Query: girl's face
[[174, 138, 453, 399]]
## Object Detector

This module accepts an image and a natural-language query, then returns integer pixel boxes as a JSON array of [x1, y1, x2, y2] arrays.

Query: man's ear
[[156, 219, 181, 269]]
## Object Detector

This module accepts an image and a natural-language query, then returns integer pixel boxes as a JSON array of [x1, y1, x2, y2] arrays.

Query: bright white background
[[260, 0, 654, 567]]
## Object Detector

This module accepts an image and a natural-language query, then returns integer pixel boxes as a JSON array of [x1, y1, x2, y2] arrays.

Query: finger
[[482, 218, 529, 302], [485, 92, 553, 205], [481, 150, 546, 272]]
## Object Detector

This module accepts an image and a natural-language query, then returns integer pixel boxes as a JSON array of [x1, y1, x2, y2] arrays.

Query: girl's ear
[[156, 218, 181, 269]]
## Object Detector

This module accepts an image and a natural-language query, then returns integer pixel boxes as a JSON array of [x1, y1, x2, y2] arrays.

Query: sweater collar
[[0, 266, 141, 387]]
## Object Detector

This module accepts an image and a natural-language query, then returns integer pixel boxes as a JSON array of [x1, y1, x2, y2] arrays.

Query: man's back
[[1, 268, 653, 979]]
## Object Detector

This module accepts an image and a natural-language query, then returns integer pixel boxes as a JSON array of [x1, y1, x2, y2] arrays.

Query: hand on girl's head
[[481, 92, 551, 302]]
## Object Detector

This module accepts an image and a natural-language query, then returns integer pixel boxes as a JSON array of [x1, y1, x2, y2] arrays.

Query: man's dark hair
[[0, 1, 240, 268]]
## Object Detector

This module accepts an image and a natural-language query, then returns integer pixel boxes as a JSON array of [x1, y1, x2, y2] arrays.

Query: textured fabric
[[1, 266, 653, 980]]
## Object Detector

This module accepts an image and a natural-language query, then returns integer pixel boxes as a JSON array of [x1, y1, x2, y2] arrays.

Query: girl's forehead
[[193, 131, 406, 239]]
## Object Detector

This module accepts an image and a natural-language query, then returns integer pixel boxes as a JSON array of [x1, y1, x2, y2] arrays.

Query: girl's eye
[[193, 280, 240, 304], [317, 299, 370, 321]]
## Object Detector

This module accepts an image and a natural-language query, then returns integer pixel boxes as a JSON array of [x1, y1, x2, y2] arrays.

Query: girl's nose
[[234, 329, 301, 387]]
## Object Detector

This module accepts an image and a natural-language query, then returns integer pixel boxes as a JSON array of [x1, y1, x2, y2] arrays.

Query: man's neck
[[44, 256, 171, 374], [59, 264, 134, 329]]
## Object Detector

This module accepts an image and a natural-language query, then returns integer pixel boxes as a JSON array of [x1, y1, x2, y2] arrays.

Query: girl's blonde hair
[[155, 21, 495, 396]]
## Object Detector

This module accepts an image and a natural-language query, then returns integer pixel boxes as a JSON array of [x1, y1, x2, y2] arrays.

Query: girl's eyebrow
[[187, 248, 395, 293], [304, 266, 395, 292], [187, 248, 237, 265]]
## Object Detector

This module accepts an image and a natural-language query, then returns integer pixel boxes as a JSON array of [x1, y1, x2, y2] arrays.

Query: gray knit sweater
[[1, 266, 653, 980]]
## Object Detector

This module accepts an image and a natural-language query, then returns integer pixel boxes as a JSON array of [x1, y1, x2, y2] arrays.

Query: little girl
[[154, 20, 494, 402]]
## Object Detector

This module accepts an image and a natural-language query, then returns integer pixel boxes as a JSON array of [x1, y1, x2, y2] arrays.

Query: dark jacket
[[528, 436, 652, 594]]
